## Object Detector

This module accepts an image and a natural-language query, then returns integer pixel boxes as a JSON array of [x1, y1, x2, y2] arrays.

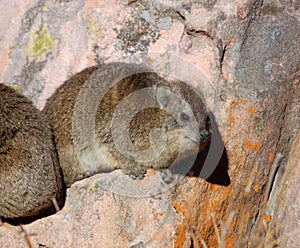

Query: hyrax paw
[[160, 169, 173, 184], [122, 165, 146, 180]]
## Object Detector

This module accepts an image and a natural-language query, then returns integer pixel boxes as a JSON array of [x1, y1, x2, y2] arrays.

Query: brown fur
[[0, 84, 63, 219], [43, 63, 210, 186]]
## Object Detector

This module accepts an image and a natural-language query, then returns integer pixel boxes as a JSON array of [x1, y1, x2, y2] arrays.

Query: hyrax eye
[[180, 113, 190, 122]]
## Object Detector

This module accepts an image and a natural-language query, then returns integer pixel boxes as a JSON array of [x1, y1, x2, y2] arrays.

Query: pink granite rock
[[0, 0, 299, 247]]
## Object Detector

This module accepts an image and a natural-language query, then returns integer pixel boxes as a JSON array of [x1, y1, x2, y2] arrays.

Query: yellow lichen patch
[[255, 118, 266, 135], [28, 24, 57, 58], [87, 18, 97, 33], [254, 184, 260, 193], [12, 84, 19, 92], [248, 106, 255, 114], [43, 0, 49, 11], [87, 18, 103, 41], [89, 181, 97, 191], [234, 146, 246, 169]]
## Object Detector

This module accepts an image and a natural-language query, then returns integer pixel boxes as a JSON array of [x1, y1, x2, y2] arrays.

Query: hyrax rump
[[0, 84, 63, 220], [43, 63, 210, 187]]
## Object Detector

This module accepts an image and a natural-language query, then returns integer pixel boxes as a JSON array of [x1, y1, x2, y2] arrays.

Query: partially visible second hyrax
[[0, 84, 63, 220], [43, 63, 211, 187]]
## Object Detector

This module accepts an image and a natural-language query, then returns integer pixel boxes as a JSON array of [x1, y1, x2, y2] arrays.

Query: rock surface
[[0, 0, 299, 247], [271, 130, 300, 247]]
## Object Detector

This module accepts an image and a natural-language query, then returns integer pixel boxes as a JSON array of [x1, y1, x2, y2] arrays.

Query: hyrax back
[[0, 84, 63, 220], [43, 63, 210, 186]]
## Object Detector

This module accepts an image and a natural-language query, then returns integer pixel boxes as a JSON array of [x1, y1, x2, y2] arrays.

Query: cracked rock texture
[[0, 0, 299, 247]]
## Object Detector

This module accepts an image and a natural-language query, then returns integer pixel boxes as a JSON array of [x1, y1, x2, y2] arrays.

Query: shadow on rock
[[172, 112, 230, 186]]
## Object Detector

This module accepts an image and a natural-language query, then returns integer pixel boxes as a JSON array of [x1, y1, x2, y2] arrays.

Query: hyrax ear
[[156, 86, 172, 108]]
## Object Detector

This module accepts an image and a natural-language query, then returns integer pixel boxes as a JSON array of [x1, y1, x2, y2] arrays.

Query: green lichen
[[87, 19, 98, 34], [87, 18, 103, 41], [12, 84, 19, 92], [28, 24, 57, 58], [254, 118, 266, 135], [42, 0, 49, 11]]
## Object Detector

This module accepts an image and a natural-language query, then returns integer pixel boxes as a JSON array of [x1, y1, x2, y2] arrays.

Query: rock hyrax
[[0, 84, 63, 220], [43, 63, 210, 187]]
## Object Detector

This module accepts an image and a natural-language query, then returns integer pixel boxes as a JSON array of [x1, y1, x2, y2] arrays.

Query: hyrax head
[[155, 83, 210, 152], [119, 78, 210, 172]]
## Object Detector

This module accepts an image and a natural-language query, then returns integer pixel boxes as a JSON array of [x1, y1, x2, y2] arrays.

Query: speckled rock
[[0, 0, 299, 247]]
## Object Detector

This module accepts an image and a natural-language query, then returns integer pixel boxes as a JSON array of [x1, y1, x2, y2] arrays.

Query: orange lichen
[[245, 138, 255, 150], [208, 237, 219, 248], [211, 185, 230, 195], [173, 202, 187, 218], [173, 201, 192, 247], [248, 106, 255, 114], [229, 216, 236, 232], [229, 115, 235, 123], [197, 192, 232, 247], [244, 178, 249, 186], [265, 215, 272, 223], [255, 139, 261, 152], [174, 187, 233, 247], [240, 99, 247, 103], [254, 185, 260, 193], [245, 138, 261, 152], [232, 101, 238, 107], [146, 56, 151, 65], [152, 208, 164, 221], [174, 220, 187, 248], [245, 212, 251, 222], [269, 152, 274, 163], [226, 234, 236, 247], [211, 184, 219, 193], [210, 198, 224, 214]]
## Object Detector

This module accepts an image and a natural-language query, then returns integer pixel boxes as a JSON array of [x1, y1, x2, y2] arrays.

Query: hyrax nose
[[199, 129, 210, 141]]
